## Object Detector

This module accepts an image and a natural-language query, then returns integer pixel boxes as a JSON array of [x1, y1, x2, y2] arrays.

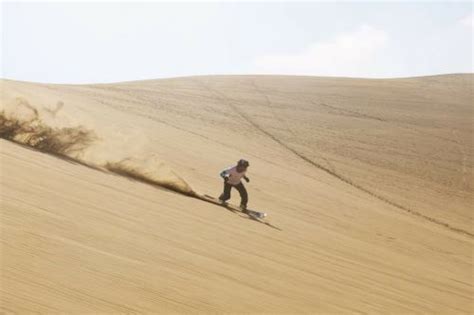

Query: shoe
[[240, 204, 248, 213]]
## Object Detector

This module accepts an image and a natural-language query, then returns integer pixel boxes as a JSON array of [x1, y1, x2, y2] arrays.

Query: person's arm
[[243, 175, 250, 183], [220, 169, 230, 182]]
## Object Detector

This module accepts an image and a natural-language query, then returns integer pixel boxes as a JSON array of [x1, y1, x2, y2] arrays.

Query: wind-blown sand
[[1, 74, 472, 313]]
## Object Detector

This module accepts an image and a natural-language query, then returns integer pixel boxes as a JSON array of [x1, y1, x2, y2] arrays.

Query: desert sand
[[1, 74, 472, 313]]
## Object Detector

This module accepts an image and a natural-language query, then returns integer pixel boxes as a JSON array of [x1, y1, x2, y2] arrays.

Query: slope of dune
[[1, 74, 473, 313]]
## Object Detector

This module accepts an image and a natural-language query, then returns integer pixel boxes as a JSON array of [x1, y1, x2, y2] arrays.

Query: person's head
[[236, 159, 249, 172]]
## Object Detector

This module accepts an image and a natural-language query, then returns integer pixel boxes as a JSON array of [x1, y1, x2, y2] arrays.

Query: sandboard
[[199, 194, 267, 220]]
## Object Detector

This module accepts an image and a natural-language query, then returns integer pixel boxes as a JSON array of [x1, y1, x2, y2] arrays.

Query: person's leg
[[235, 182, 248, 208], [219, 182, 232, 202]]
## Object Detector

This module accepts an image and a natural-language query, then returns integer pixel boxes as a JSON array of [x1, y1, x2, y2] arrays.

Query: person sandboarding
[[215, 159, 267, 220], [219, 159, 251, 213]]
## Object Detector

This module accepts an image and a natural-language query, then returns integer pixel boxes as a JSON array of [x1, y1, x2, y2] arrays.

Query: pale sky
[[2, 1, 473, 83]]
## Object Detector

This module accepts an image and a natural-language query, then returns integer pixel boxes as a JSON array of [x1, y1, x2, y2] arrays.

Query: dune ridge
[[2, 75, 472, 235], [3, 91, 469, 237]]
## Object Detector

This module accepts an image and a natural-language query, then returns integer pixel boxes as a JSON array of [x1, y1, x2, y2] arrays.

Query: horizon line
[[1, 72, 472, 86]]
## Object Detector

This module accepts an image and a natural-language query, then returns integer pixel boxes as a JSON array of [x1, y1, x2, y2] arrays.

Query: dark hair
[[237, 159, 249, 167]]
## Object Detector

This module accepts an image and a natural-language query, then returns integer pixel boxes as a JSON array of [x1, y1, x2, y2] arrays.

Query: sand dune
[[1, 74, 472, 313]]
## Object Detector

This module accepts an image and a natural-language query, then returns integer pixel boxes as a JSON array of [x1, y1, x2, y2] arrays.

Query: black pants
[[219, 182, 248, 206]]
